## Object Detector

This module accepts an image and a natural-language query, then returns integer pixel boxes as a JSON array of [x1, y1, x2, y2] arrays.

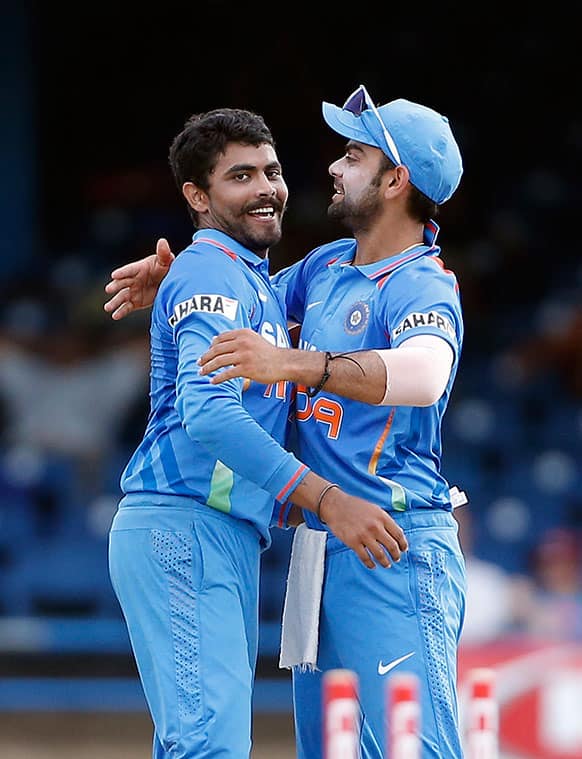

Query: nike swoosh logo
[[305, 300, 323, 311], [377, 651, 415, 676]]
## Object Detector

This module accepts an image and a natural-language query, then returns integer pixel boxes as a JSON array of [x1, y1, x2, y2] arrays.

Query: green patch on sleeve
[[207, 460, 234, 513]]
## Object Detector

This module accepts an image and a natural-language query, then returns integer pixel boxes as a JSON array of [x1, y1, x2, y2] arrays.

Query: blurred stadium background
[[1, 3, 581, 757]]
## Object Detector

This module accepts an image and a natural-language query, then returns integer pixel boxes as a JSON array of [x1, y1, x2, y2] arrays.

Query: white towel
[[279, 523, 327, 672]]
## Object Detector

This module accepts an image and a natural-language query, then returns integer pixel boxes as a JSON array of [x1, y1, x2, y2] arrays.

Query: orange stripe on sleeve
[[276, 464, 308, 503]]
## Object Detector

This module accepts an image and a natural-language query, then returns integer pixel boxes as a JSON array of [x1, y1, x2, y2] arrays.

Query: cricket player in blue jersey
[[107, 107, 407, 758]]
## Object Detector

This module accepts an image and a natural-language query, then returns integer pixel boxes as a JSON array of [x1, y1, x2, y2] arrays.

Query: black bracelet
[[305, 351, 333, 398], [305, 351, 366, 398], [316, 483, 340, 523]]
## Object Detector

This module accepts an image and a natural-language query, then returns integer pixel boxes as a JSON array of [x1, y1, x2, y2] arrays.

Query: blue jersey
[[120, 229, 308, 547], [273, 222, 463, 537]]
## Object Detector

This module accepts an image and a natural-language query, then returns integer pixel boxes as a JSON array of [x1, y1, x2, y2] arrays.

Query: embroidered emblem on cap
[[344, 301, 370, 334]]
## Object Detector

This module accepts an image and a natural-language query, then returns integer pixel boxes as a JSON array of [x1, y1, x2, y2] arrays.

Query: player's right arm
[[103, 237, 319, 326], [199, 329, 453, 406], [104, 237, 175, 319]]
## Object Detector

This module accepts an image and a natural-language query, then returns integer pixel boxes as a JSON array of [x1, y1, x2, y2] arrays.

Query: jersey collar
[[191, 229, 270, 274], [331, 220, 441, 281]]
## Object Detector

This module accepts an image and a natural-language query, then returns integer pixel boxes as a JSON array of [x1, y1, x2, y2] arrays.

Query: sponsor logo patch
[[168, 294, 239, 327], [392, 310, 456, 342], [344, 301, 370, 334]]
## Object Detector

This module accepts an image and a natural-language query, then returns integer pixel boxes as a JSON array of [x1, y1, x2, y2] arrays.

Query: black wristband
[[305, 351, 333, 398]]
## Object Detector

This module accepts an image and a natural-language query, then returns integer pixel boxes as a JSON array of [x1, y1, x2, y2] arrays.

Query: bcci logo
[[344, 301, 369, 334]]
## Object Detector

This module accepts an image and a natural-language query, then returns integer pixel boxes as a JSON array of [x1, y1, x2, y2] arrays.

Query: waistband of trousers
[[325, 508, 458, 554], [112, 499, 261, 542]]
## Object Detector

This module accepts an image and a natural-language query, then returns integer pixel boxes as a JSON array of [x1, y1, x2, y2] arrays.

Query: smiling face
[[183, 142, 288, 257]]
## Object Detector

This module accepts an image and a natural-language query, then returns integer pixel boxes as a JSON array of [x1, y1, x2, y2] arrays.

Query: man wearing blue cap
[[104, 86, 467, 758]]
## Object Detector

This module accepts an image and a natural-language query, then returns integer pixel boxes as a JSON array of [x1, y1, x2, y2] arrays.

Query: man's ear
[[183, 182, 208, 212], [385, 165, 410, 194]]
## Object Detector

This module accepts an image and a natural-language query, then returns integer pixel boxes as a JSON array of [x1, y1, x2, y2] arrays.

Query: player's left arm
[[198, 330, 453, 406]]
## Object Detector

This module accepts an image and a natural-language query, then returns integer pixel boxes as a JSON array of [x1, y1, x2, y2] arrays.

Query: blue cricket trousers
[[293, 509, 467, 758], [109, 504, 261, 758]]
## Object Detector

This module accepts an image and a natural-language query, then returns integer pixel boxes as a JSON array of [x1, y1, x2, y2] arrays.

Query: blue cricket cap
[[322, 86, 463, 205]]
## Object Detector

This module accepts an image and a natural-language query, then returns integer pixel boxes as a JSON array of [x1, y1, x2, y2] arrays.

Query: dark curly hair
[[168, 108, 276, 225]]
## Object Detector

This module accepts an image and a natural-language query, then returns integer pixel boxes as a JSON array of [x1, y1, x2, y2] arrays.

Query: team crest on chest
[[344, 301, 370, 334]]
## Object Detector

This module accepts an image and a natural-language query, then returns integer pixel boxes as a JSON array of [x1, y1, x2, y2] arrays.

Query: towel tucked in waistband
[[279, 523, 327, 672]]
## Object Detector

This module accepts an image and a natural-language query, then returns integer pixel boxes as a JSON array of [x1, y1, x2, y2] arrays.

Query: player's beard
[[208, 204, 286, 257], [327, 183, 382, 234]]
